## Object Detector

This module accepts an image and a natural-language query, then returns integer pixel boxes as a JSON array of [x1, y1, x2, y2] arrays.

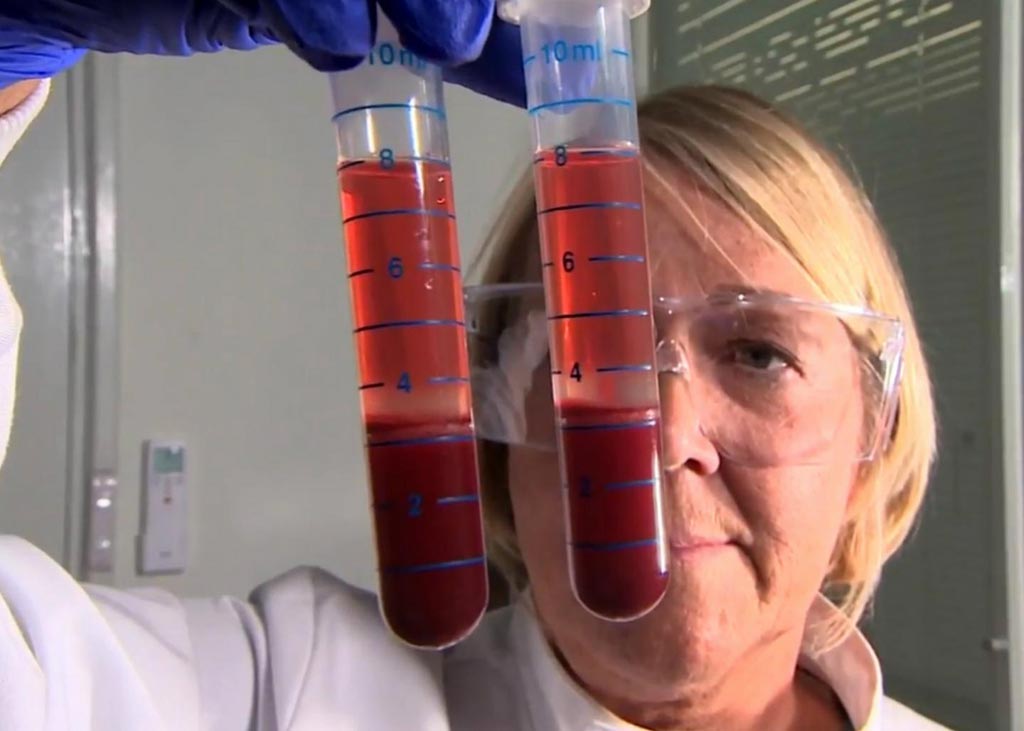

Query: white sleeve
[[0, 80, 51, 168], [0, 533, 267, 730], [0, 535, 201, 731], [92, 565, 455, 730], [248, 566, 450, 731], [0, 533, 449, 731], [86, 584, 263, 731]]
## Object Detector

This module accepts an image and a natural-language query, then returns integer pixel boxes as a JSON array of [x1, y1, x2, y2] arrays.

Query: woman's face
[[507, 186, 864, 706]]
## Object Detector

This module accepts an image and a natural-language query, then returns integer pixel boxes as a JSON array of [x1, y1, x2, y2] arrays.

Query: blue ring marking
[[562, 419, 657, 432], [528, 97, 633, 115], [419, 262, 460, 272], [353, 318, 464, 334], [611, 48, 631, 58], [572, 538, 659, 552], [427, 376, 470, 385], [342, 208, 456, 225], [382, 555, 486, 575], [358, 382, 385, 390], [341, 156, 448, 169], [548, 309, 649, 321], [523, 54, 537, 67], [437, 494, 479, 505], [367, 434, 474, 449], [332, 102, 446, 122], [580, 149, 639, 158], [348, 268, 375, 278], [596, 364, 654, 373], [588, 254, 645, 263], [605, 478, 656, 491], [407, 155, 450, 167], [537, 201, 641, 216]]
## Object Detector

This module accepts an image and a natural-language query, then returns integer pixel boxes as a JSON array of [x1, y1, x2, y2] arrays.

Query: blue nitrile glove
[[0, 0, 526, 107]]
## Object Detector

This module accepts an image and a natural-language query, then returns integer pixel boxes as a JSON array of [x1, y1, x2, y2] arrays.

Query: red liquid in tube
[[535, 149, 668, 620], [561, 404, 666, 619], [338, 158, 487, 647]]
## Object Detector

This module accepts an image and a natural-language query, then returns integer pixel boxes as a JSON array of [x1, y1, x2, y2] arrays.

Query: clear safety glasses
[[466, 283, 904, 468]]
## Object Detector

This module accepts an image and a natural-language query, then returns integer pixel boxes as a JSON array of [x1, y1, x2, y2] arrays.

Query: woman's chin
[[591, 576, 757, 693], [582, 623, 740, 703]]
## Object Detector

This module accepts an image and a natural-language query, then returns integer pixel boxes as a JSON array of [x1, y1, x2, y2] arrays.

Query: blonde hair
[[470, 85, 936, 648]]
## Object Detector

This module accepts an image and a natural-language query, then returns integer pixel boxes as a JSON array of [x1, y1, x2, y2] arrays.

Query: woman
[[453, 84, 946, 730], [0, 80, 949, 730]]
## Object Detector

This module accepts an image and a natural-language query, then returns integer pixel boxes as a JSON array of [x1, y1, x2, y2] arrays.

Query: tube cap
[[497, 0, 651, 24]]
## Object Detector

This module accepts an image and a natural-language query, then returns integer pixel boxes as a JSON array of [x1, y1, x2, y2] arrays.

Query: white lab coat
[[0, 80, 951, 731]]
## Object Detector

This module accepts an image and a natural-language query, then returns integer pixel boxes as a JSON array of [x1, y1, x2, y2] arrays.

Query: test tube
[[499, 0, 668, 621], [328, 13, 487, 648]]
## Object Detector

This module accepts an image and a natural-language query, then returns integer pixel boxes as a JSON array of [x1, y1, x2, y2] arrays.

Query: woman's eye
[[727, 340, 794, 372]]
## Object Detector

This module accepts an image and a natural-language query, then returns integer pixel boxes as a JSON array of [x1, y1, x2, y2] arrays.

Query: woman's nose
[[659, 368, 722, 476]]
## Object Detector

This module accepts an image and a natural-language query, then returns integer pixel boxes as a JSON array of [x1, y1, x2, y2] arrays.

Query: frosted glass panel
[[650, 2, 1004, 729]]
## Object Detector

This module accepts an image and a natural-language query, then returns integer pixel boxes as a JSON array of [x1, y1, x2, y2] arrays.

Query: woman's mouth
[[668, 537, 735, 558]]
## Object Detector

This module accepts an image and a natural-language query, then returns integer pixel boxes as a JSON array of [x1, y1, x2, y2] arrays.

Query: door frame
[[63, 54, 120, 583], [998, 1, 1024, 728]]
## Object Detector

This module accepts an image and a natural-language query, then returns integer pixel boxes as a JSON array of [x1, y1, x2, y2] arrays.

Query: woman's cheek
[[739, 465, 853, 602], [508, 449, 568, 584]]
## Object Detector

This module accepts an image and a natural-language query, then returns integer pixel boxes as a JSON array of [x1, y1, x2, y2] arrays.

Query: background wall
[[114, 47, 528, 598]]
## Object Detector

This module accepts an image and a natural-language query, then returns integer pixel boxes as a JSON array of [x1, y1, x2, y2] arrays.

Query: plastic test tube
[[499, 0, 668, 621], [328, 14, 488, 649]]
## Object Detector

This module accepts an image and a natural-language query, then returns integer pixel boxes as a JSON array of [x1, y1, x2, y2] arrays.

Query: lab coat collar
[[509, 592, 882, 731]]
